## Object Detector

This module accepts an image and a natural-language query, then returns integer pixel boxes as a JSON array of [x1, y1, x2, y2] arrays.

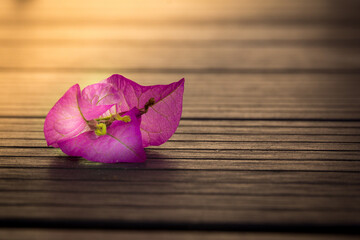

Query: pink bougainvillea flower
[[103, 74, 185, 147], [44, 82, 145, 163], [44, 75, 185, 163]]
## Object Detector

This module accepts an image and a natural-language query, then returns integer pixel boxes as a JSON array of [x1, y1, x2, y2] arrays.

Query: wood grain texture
[[1, 73, 360, 119], [0, 0, 360, 239], [1, 229, 358, 240], [2, 46, 360, 70]]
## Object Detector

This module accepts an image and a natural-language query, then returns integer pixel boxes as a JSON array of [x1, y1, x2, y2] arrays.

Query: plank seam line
[[2, 146, 360, 152], [1, 178, 359, 185], [2, 116, 360, 121], [3, 67, 360, 74], [2, 157, 360, 161], [0, 168, 359, 173], [1, 219, 360, 234], [1, 190, 360, 198]]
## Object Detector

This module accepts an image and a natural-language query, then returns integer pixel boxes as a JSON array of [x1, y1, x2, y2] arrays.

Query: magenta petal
[[44, 84, 88, 148], [79, 83, 120, 120], [104, 74, 185, 147], [82, 83, 121, 106], [58, 108, 146, 163], [44, 84, 116, 148]]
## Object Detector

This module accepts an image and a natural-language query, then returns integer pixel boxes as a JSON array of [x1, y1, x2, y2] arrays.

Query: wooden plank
[[1, 73, 359, 119], [1, 149, 359, 161], [2, 125, 360, 135], [2, 132, 360, 143], [0, 157, 359, 171], [1, 139, 360, 151], [1, 179, 359, 197], [1, 46, 360, 70], [0, 206, 359, 226], [1, 73, 360, 98], [3, 98, 360, 106], [1, 0, 359, 24], [1, 192, 359, 212], [1, 25, 360, 42], [1, 169, 359, 184], [3, 96, 360, 106], [2, 118, 360, 127], [3, 124, 360, 137], [3, 110, 360, 119], [1, 72, 360, 85], [0, 229, 246, 240], [2, 106, 360, 119], [1, 229, 358, 240], [3, 105, 360, 112]]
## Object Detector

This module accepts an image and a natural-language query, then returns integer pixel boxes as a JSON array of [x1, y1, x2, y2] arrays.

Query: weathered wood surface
[[1, 229, 360, 240], [0, 0, 360, 239]]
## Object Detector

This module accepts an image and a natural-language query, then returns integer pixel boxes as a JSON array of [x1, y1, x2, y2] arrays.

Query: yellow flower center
[[114, 114, 131, 123], [94, 123, 107, 136]]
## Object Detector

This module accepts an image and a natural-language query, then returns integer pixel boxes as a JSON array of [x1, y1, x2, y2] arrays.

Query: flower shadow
[[47, 148, 171, 170], [42, 150, 176, 219]]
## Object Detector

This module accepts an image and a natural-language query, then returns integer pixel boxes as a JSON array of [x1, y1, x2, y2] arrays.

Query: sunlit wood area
[[1, 0, 360, 239]]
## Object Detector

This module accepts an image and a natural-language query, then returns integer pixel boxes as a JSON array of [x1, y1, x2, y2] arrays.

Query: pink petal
[[44, 84, 115, 148], [44, 84, 87, 148], [79, 82, 120, 120], [58, 108, 146, 163], [82, 82, 121, 106], [104, 74, 185, 147]]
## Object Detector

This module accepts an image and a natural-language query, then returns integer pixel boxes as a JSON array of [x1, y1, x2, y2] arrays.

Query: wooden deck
[[1, 0, 360, 239]]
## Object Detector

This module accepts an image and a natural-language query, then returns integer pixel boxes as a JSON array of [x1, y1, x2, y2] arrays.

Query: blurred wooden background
[[0, 0, 360, 239]]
